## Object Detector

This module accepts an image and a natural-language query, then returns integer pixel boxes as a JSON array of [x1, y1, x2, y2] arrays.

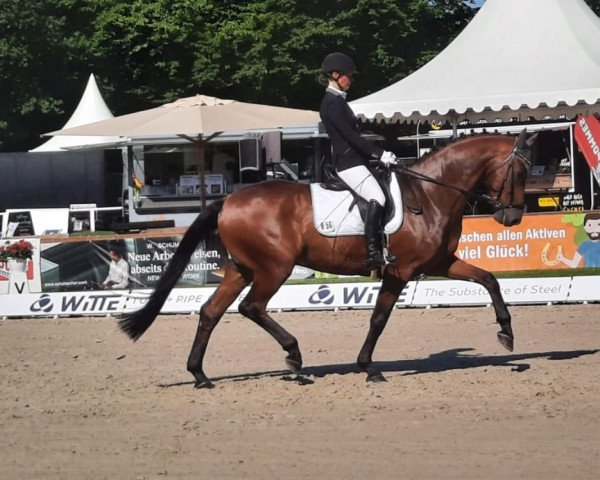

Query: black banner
[[40, 234, 226, 292]]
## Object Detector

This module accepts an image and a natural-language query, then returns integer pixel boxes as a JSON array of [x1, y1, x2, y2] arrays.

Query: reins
[[394, 164, 470, 197], [393, 139, 531, 212]]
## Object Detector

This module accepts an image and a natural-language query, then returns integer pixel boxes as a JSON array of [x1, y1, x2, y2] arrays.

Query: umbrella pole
[[194, 139, 207, 210]]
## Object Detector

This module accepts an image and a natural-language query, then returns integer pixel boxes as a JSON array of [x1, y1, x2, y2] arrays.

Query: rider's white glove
[[379, 150, 398, 166]]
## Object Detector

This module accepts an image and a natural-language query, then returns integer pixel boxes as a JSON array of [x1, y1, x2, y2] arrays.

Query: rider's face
[[333, 72, 353, 91]]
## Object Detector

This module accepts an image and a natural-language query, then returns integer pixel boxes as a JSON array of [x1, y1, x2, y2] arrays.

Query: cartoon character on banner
[[547, 212, 600, 268]]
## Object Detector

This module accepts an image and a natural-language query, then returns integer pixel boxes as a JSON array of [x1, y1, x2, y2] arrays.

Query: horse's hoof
[[282, 374, 315, 385], [366, 372, 388, 383], [285, 357, 303, 375], [497, 332, 514, 352], [194, 379, 215, 389]]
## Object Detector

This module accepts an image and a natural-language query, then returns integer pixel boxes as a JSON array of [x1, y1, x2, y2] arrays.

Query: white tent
[[30, 74, 119, 151], [351, 0, 600, 124]]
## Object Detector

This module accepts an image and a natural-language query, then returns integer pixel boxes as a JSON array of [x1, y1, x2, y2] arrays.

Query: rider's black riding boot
[[364, 200, 396, 269]]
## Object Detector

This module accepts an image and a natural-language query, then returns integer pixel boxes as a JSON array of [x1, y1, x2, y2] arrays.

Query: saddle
[[309, 163, 405, 237], [321, 162, 396, 224]]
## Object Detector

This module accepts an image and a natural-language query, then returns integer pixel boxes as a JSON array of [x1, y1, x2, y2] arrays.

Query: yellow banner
[[459, 211, 600, 271]]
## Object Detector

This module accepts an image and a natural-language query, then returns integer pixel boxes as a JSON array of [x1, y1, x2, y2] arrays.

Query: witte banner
[[2, 277, 595, 319]]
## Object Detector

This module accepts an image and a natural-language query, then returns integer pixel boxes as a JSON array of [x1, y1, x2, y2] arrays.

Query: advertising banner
[[411, 277, 571, 306], [459, 211, 600, 271], [566, 276, 600, 302], [2, 276, 597, 319], [574, 115, 600, 187], [0, 238, 42, 294], [40, 234, 227, 293]]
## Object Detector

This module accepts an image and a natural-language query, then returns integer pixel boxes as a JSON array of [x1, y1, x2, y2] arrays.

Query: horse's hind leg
[[443, 257, 514, 351], [238, 273, 303, 374], [187, 261, 251, 388]]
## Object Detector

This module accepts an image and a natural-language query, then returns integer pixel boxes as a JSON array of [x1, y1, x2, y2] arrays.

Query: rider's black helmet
[[320, 52, 357, 75]]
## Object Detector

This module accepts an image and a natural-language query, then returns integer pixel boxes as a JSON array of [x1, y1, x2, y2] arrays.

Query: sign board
[[68, 210, 93, 233], [574, 115, 600, 187], [458, 211, 600, 271], [538, 196, 559, 208], [1, 276, 598, 319], [69, 203, 97, 211], [525, 173, 571, 192], [6, 211, 35, 236]]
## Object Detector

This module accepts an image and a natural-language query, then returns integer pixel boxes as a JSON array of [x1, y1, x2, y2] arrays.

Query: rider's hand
[[379, 150, 398, 166]]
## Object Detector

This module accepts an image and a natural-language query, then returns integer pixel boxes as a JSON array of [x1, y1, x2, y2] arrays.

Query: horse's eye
[[515, 169, 528, 183]]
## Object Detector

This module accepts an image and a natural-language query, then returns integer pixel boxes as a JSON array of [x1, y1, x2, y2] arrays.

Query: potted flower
[[2, 240, 34, 273], [0, 244, 10, 263]]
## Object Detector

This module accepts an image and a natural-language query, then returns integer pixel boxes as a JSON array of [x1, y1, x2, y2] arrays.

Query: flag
[[574, 115, 600, 187]]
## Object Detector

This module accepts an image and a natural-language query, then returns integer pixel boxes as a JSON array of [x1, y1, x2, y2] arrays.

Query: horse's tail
[[118, 199, 225, 341]]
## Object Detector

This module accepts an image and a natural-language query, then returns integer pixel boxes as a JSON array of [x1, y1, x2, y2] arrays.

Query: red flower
[[2, 240, 34, 260]]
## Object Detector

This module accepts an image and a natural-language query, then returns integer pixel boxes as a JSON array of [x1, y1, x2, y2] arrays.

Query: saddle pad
[[310, 173, 403, 237]]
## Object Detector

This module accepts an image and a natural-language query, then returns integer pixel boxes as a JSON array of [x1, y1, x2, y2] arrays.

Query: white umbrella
[[45, 94, 320, 207]]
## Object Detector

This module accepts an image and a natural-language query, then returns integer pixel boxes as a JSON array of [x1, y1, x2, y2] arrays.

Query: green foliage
[[0, 0, 475, 151]]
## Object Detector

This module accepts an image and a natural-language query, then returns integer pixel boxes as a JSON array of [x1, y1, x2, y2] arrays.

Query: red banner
[[574, 115, 600, 187]]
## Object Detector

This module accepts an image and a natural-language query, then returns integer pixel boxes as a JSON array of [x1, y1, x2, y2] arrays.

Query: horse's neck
[[414, 138, 499, 192]]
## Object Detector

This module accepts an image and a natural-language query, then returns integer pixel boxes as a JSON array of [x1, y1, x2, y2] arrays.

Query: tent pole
[[569, 123, 576, 196], [416, 119, 421, 159], [452, 114, 458, 138]]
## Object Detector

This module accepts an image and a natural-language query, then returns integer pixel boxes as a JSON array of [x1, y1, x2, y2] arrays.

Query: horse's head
[[484, 129, 538, 227]]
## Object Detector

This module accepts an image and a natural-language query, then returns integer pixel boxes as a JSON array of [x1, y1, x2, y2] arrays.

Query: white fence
[[0, 276, 598, 319]]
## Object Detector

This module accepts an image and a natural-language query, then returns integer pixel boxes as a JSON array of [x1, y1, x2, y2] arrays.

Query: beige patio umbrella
[[45, 94, 320, 208]]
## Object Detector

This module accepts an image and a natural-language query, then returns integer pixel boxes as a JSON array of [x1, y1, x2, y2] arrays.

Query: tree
[[187, 0, 475, 110], [0, 0, 94, 150], [0, 0, 476, 152]]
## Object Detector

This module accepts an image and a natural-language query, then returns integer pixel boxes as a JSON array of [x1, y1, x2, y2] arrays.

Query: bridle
[[478, 141, 532, 211], [395, 139, 532, 213]]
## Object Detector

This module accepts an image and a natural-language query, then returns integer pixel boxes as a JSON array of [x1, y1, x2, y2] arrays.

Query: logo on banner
[[575, 115, 600, 187], [308, 285, 334, 305], [60, 294, 122, 313], [30, 293, 123, 314], [30, 294, 54, 313]]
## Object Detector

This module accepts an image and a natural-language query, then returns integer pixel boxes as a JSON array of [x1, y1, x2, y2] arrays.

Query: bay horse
[[119, 130, 537, 388]]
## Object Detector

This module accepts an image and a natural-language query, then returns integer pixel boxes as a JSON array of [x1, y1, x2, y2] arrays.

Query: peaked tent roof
[[30, 74, 118, 151], [351, 0, 600, 124]]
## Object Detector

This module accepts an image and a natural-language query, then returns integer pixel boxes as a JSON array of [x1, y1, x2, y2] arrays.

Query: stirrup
[[383, 246, 396, 265], [364, 250, 388, 269]]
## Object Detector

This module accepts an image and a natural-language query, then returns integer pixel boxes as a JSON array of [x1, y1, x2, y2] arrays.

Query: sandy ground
[[1, 304, 599, 479]]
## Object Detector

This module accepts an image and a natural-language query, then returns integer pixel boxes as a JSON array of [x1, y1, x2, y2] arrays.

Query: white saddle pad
[[310, 173, 403, 237]]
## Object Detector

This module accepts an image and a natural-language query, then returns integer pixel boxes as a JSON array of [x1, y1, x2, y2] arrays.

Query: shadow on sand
[[158, 348, 599, 388]]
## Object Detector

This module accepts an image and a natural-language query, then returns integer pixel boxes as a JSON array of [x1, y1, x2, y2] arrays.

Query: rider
[[319, 52, 398, 269]]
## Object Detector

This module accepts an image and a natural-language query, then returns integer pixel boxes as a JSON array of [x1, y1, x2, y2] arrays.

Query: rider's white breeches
[[336, 165, 386, 206]]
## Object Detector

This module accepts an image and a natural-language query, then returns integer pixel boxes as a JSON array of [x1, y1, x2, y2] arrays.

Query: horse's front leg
[[357, 272, 407, 382], [443, 256, 514, 351]]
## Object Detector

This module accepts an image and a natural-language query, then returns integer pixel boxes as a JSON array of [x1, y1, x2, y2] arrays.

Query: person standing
[[319, 52, 398, 269]]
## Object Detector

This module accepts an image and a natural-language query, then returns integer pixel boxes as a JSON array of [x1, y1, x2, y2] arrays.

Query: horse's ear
[[526, 132, 539, 148], [516, 128, 527, 149]]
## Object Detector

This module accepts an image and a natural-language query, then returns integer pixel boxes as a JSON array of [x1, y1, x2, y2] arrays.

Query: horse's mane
[[411, 132, 512, 168]]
